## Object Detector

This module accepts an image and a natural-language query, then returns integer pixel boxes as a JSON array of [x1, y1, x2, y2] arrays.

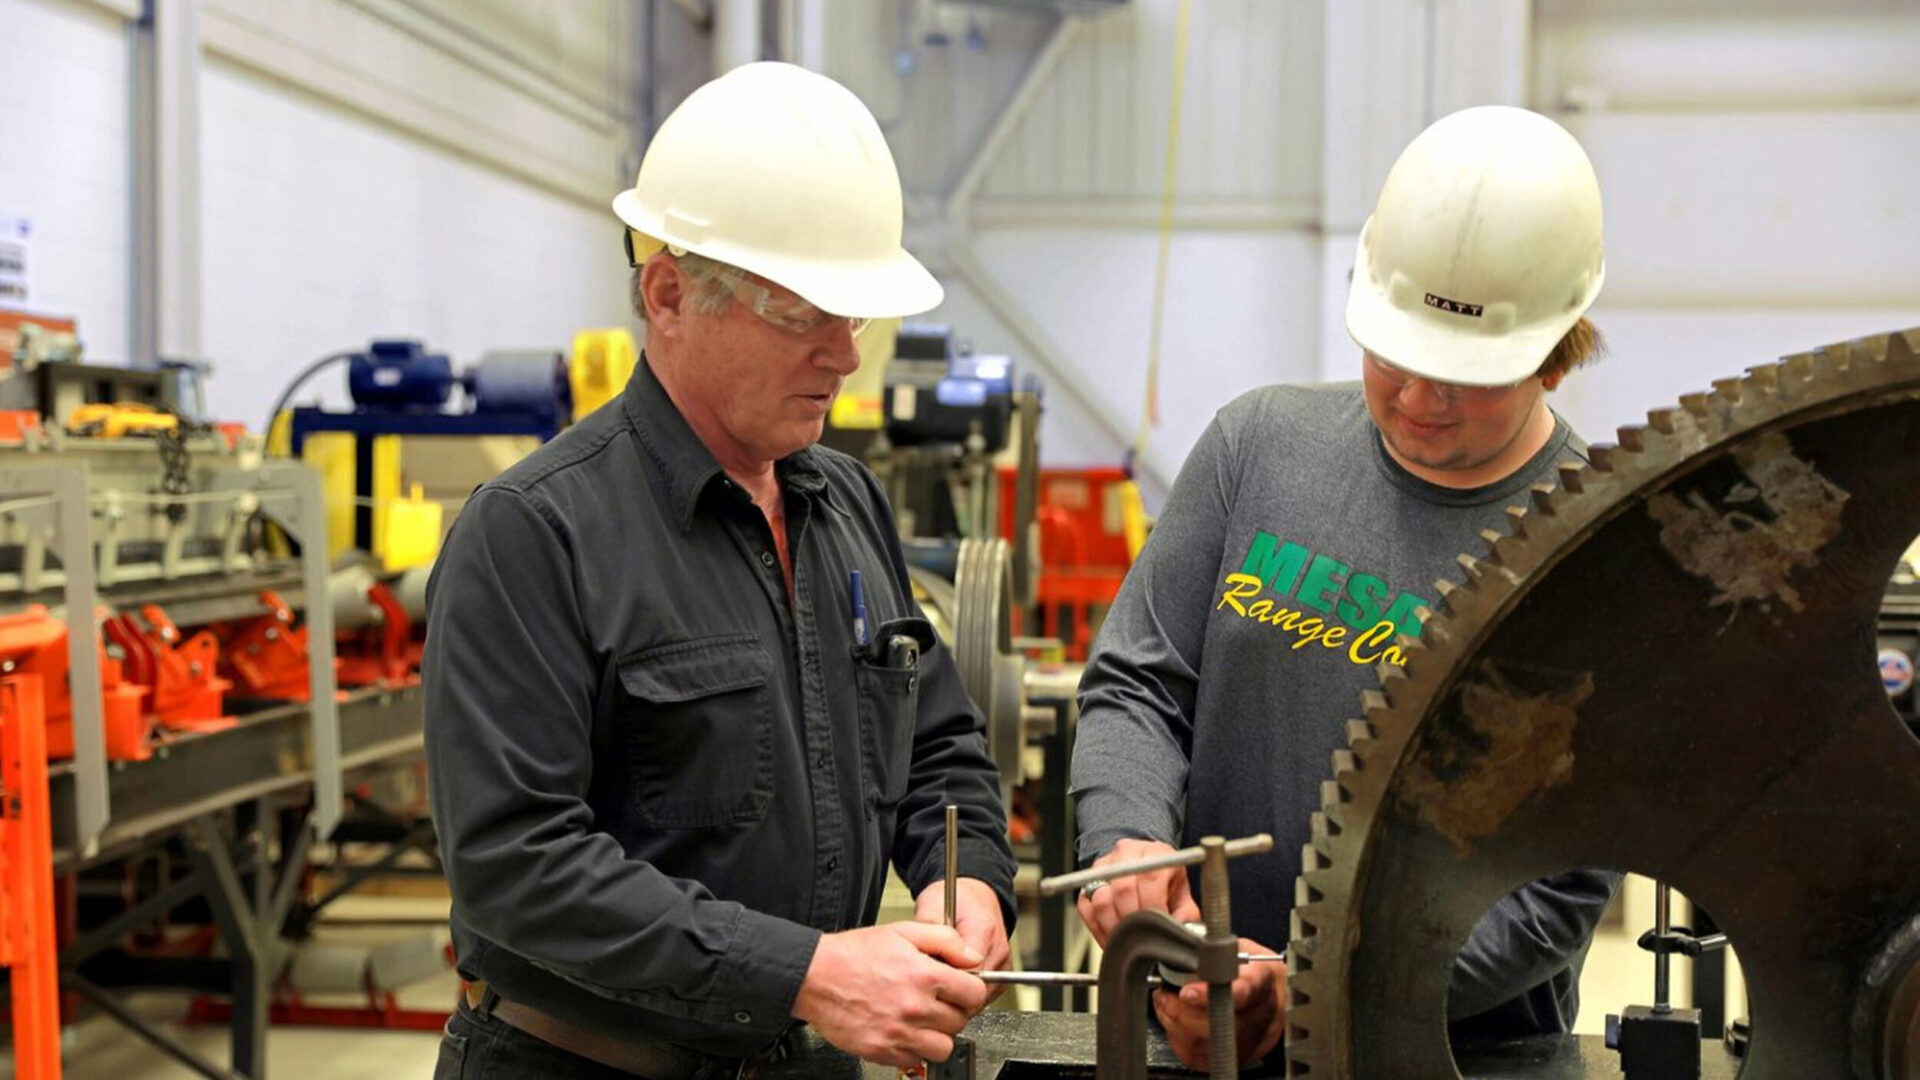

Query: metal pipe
[[1654, 880, 1673, 1014], [982, 970, 1158, 988], [979, 955, 1280, 988], [1040, 833, 1274, 896], [944, 804, 959, 928]]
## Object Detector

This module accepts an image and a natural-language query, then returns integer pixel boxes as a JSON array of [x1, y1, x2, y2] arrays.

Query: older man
[[425, 62, 1015, 1079], [1071, 105, 1624, 1070]]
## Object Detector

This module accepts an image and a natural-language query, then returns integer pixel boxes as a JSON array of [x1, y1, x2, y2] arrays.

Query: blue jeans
[[434, 997, 646, 1080]]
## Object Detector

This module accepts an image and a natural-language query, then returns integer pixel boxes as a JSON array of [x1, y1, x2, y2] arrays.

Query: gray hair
[[629, 250, 738, 323]]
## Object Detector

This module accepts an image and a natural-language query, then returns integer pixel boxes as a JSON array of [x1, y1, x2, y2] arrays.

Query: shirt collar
[[622, 355, 836, 532]]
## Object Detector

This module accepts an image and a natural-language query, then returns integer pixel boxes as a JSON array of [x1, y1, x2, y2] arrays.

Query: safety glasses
[[710, 266, 870, 339], [1365, 353, 1526, 405]]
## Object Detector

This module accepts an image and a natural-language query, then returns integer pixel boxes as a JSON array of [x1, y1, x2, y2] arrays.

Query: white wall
[[199, 57, 631, 426], [963, 228, 1321, 487], [0, 0, 134, 361], [2, 0, 640, 429], [1539, 2, 1920, 445], [871, 0, 1920, 508]]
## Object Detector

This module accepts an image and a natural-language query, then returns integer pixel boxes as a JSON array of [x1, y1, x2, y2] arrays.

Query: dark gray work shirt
[[1073, 383, 1620, 1044], [423, 358, 1016, 1058]]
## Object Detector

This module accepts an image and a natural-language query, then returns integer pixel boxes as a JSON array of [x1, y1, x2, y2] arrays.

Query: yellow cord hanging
[[1134, 0, 1193, 461]]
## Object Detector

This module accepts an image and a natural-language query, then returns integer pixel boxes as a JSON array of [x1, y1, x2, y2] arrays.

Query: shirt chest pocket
[[617, 636, 774, 830], [854, 617, 935, 808]]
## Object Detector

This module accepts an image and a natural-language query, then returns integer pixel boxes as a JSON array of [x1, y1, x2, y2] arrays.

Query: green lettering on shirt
[[1380, 591, 1431, 638], [1335, 572, 1388, 632], [1296, 554, 1350, 615], [1240, 531, 1309, 596]]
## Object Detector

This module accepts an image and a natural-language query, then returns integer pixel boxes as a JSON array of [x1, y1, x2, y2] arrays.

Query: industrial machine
[[284, 339, 571, 557], [0, 361, 451, 1078]]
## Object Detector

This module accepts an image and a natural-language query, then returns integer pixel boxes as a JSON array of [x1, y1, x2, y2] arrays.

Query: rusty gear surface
[[1285, 329, 1920, 1079]]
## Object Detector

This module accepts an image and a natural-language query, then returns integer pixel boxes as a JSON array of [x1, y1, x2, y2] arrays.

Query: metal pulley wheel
[[953, 537, 1027, 789], [1286, 329, 1920, 1079]]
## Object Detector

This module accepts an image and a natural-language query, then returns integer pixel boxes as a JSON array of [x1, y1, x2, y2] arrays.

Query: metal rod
[[1038, 833, 1273, 896], [944, 804, 959, 929], [981, 970, 1162, 989], [1654, 880, 1673, 1014], [978, 954, 1281, 989], [70, 975, 239, 1080], [1200, 836, 1237, 1080]]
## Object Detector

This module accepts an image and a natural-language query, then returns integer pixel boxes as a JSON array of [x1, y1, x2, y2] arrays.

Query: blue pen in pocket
[[850, 569, 869, 650]]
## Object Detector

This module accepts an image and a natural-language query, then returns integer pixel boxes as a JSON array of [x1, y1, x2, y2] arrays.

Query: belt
[[465, 981, 716, 1080]]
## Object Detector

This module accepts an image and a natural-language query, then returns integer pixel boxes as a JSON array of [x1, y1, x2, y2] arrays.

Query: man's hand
[[1150, 937, 1287, 1072], [913, 878, 1011, 974], [914, 877, 1011, 1000], [793, 922, 989, 1067], [1074, 839, 1202, 948]]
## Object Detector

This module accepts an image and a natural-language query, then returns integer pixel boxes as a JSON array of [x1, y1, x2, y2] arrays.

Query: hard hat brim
[[613, 192, 944, 321], [1345, 220, 1603, 388]]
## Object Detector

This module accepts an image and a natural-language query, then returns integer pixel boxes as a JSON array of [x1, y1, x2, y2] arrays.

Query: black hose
[[263, 349, 359, 451]]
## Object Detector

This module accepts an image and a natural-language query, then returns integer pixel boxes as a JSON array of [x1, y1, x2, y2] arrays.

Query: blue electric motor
[[348, 340, 456, 410]]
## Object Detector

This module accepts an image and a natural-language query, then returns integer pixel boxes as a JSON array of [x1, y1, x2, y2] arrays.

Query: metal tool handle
[[1038, 833, 1274, 896], [944, 804, 959, 929]]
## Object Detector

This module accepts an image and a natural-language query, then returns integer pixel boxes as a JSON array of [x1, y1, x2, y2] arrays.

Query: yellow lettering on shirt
[[1218, 576, 1401, 665]]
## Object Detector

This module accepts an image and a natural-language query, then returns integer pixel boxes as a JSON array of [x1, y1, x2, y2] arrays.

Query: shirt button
[[734, 1010, 752, 1024], [826, 855, 839, 872], [760, 552, 776, 567]]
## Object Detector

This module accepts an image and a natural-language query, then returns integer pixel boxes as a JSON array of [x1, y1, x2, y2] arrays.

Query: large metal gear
[[1286, 329, 1920, 1079]]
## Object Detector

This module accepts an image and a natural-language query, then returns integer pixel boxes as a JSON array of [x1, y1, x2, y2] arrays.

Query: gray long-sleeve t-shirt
[[1072, 382, 1621, 1038]]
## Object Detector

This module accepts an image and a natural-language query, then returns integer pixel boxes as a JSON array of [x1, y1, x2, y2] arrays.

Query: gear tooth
[[1814, 343, 1850, 374], [1616, 425, 1647, 452], [1678, 392, 1711, 419], [1301, 843, 1331, 873], [1376, 656, 1406, 685], [1311, 810, 1341, 843], [1457, 552, 1487, 582], [1330, 749, 1357, 779], [1589, 444, 1618, 471], [1711, 376, 1744, 403], [1421, 616, 1455, 651], [1889, 328, 1919, 363], [1558, 463, 1586, 492], [1646, 407, 1679, 435], [1784, 350, 1817, 384], [1746, 362, 1781, 395], [1505, 506, 1528, 537], [1320, 779, 1347, 810], [1354, 695, 1385, 722], [1479, 527, 1503, 552], [1530, 483, 1557, 514], [1294, 876, 1324, 907]]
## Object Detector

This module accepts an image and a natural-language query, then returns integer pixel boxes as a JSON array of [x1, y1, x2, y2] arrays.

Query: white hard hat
[[612, 62, 942, 320], [1346, 105, 1605, 387]]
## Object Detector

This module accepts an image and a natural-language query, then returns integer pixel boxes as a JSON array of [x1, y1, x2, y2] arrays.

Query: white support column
[[134, 0, 202, 365], [714, 0, 762, 74], [1430, 0, 1531, 117], [1316, 0, 1529, 381], [784, 0, 828, 71]]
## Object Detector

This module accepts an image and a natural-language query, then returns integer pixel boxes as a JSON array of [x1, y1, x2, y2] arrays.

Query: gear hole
[[1876, 559, 1920, 749], [1445, 873, 1750, 1076]]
